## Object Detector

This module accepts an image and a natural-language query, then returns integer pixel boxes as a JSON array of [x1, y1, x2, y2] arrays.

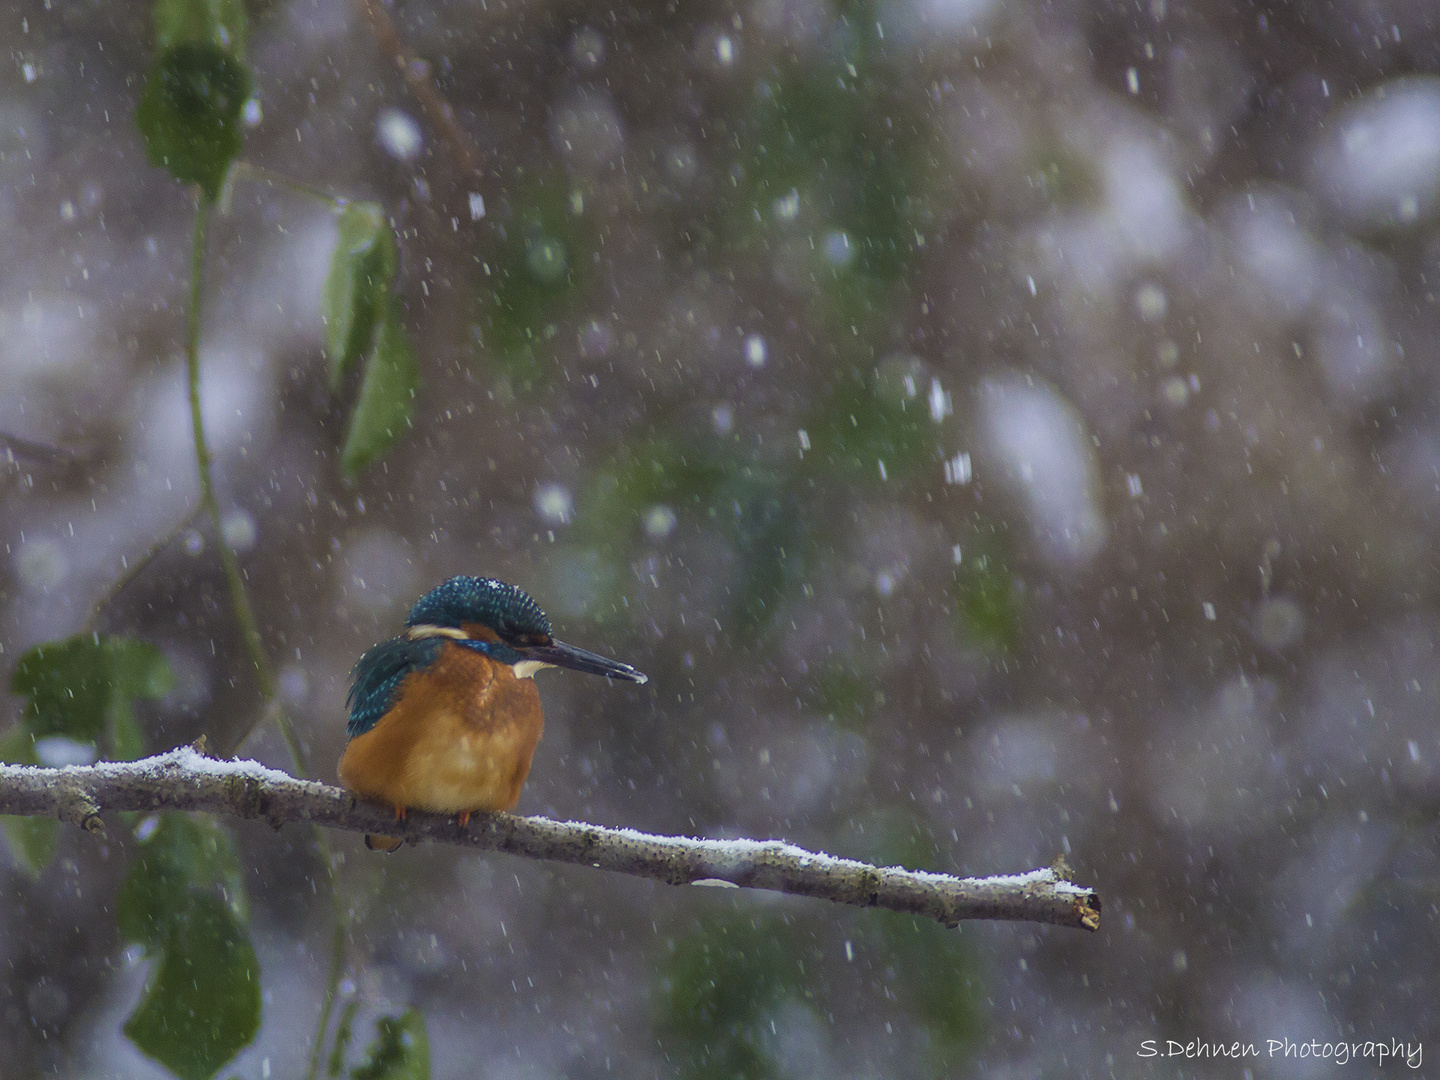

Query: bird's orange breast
[[338, 642, 544, 814]]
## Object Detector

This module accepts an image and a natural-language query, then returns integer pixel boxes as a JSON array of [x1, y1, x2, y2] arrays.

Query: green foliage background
[[11, 0, 1428, 1073]]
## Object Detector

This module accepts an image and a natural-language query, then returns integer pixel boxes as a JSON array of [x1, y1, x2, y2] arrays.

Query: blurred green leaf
[[124, 893, 261, 1080], [579, 439, 730, 543], [848, 808, 949, 877], [863, 911, 983, 1058], [613, 440, 731, 504], [328, 999, 362, 1077], [154, 0, 247, 56], [1031, 151, 1100, 209], [117, 814, 247, 948], [954, 548, 1023, 653], [10, 634, 173, 761], [12, 636, 111, 741], [119, 814, 257, 1080], [109, 637, 177, 701], [576, 440, 808, 638], [806, 665, 876, 731], [657, 916, 808, 1080], [351, 1010, 430, 1080], [111, 709, 147, 763], [136, 44, 249, 200], [750, 65, 921, 283], [0, 728, 56, 874], [691, 16, 929, 309], [474, 181, 591, 387], [724, 477, 807, 637], [341, 301, 418, 477], [811, 376, 930, 483], [324, 203, 398, 388], [0, 727, 36, 763], [4, 816, 58, 877], [108, 638, 175, 761], [523, 230, 569, 283]]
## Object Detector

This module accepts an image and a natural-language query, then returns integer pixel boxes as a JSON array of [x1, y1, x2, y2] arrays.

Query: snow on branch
[[0, 747, 1101, 931]]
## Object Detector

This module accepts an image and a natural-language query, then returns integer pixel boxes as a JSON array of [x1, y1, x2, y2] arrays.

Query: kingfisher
[[339, 575, 647, 850]]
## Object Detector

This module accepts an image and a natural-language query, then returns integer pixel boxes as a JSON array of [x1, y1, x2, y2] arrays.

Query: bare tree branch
[[0, 431, 89, 467], [0, 748, 1102, 932], [355, 0, 485, 186]]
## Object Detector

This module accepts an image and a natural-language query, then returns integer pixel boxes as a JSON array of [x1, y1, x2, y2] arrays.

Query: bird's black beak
[[522, 640, 648, 684]]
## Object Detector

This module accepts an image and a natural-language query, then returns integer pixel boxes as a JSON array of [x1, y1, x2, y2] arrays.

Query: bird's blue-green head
[[403, 575, 647, 684], [406, 575, 552, 644]]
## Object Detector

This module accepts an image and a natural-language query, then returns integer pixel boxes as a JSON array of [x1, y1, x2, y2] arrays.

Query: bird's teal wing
[[346, 636, 443, 737]]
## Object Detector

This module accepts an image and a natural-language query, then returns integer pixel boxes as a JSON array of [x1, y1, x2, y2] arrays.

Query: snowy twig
[[0, 748, 1101, 931]]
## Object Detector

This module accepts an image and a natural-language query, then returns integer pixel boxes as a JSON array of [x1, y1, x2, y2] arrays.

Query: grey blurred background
[[3, 0, 1440, 1075]]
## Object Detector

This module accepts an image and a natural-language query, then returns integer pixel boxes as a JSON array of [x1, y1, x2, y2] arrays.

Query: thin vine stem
[[83, 507, 203, 636], [185, 198, 300, 764], [306, 917, 350, 1080], [186, 194, 350, 1080], [227, 161, 344, 208]]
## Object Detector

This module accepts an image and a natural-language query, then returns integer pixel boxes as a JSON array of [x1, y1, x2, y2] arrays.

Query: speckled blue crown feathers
[[405, 576, 552, 640]]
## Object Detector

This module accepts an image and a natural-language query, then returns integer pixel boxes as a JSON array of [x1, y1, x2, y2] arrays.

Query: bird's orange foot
[[394, 804, 407, 822], [457, 810, 471, 828]]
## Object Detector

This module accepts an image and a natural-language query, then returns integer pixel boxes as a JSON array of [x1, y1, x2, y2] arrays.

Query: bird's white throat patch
[[511, 659, 553, 680]]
